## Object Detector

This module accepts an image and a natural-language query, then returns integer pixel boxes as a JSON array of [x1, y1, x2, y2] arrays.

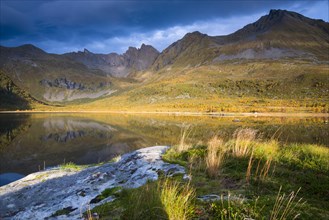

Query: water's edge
[[0, 146, 186, 219]]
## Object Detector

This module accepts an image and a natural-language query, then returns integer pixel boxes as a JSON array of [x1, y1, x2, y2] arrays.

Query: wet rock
[[0, 146, 185, 219], [197, 194, 221, 202], [197, 194, 246, 203]]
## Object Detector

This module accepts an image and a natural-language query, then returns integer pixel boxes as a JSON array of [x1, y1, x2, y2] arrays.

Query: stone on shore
[[0, 146, 185, 219]]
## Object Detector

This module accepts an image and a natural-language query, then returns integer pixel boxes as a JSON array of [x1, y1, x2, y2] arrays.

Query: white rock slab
[[0, 146, 185, 219]]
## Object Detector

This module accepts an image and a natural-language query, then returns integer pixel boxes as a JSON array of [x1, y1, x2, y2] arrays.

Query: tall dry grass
[[206, 136, 226, 178], [270, 186, 304, 220], [246, 153, 273, 183], [176, 125, 193, 152], [232, 128, 258, 157]]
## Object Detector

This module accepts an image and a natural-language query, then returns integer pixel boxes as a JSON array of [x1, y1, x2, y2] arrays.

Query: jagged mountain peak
[[83, 48, 92, 54], [140, 43, 159, 52], [127, 44, 158, 52], [62, 43, 159, 77]]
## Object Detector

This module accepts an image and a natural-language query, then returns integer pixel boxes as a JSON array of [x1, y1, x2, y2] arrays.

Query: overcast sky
[[1, 0, 328, 54]]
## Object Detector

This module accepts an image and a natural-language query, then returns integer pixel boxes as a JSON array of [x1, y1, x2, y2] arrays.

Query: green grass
[[88, 179, 195, 220], [85, 128, 328, 219], [59, 162, 86, 171], [51, 206, 77, 217], [162, 129, 329, 219], [74, 61, 329, 113]]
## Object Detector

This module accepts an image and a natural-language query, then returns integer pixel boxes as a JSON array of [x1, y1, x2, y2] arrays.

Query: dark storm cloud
[[1, 0, 328, 54]]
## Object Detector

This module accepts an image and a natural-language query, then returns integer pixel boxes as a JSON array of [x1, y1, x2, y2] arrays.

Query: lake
[[0, 113, 328, 186]]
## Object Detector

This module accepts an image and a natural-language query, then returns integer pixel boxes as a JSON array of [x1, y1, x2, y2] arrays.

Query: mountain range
[[0, 9, 328, 112]]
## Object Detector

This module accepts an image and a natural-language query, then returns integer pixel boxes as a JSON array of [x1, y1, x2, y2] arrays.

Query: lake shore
[[1, 110, 328, 118], [0, 146, 185, 219]]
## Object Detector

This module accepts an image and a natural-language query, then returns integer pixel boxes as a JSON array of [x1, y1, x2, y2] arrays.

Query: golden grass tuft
[[232, 128, 258, 157], [270, 186, 305, 220], [176, 125, 193, 152], [206, 136, 226, 178], [246, 153, 273, 183]]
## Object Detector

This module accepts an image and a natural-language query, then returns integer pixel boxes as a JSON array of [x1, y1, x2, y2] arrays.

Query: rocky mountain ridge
[[152, 9, 329, 69], [0, 9, 328, 106], [64, 44, 159, 77]]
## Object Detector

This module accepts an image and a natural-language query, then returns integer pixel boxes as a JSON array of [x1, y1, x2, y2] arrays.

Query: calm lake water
[[0, 113, 328, 186]]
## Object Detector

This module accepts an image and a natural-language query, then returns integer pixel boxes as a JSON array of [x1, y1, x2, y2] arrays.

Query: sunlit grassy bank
[[63, 62, 329, 114], [3, 61, 328, 114], [87, 128, 329, 219]]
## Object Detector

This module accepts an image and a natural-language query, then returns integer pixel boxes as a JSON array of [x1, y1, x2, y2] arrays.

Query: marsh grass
[[231, 128, 258, 157], [160, 179, 195, 220], [176, 125, 193, 152], [270, 186, 305, 220], [88, 127, 328, 220], [206, 136, 226, 178], [90, 179, 195, 220], [121, 179, 195, 220], [246, 153, 273, 183]]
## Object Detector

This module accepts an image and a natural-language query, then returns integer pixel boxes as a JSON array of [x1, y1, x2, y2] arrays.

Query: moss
[[59, 162, 85, 171], [90, 187, 123, 204], [51, 206, 77, 217]]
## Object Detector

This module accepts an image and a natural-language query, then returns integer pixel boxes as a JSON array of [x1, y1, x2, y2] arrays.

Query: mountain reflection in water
[[0, 113, 328, 186]]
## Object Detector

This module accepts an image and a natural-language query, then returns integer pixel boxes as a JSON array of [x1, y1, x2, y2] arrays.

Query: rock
[[0, 146, 185, 219], [197, 194, 246, 203], [197, 194, 221, 202], [64, 44, 159, 78]]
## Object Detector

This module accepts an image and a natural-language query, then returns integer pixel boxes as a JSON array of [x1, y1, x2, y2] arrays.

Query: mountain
[[153, 9, 329, 69], [0, 44, 117, 102], [0, 9, 328, 112], [84, 10, 329, 113], [64, 44, 159, 77], [0, 70, 44, 110], [153, 31, 216, 70]]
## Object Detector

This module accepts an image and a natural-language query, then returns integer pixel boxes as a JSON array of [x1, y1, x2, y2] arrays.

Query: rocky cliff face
[[64, 44, 159, 77]]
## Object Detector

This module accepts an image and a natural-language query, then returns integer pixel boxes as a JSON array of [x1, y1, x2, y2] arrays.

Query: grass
[[231, 128, 257, 157], [84, 127, 328, 219], [88, 179, 195, 220], [246, 153, 273, 184], [175, 125, 193, 152], [206, 136, 225, 178], [62, 61, 329, 114], [206, 193, 263, 219], [160, 179, 195, 220], [270, 186, 305, 220], [59, 162, 86, 171], [162, 128, 329, 219], [7, 60, 327, 114]]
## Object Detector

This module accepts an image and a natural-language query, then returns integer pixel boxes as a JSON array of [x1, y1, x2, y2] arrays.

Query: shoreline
[[0, 110, 328, 117], [0, 146, 185, 219]]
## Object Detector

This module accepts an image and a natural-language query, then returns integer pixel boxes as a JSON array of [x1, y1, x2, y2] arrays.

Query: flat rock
[[0, 146, 185, 219]]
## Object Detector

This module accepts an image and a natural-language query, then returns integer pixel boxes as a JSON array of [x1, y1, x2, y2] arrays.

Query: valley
[[0, 9, 328, 114]]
